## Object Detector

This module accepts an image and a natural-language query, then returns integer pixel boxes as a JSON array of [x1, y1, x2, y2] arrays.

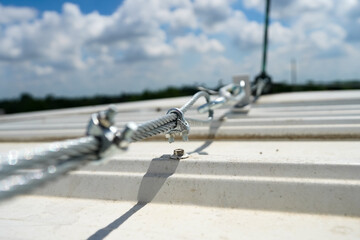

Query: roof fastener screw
[[174, 148, 184, 156], [171, 148, 189, 160]]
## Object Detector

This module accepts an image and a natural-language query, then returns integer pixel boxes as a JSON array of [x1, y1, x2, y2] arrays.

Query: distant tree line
[[0, 80, 359, 114], [0, 86, 198, 114], [271, 80, 360, 93]]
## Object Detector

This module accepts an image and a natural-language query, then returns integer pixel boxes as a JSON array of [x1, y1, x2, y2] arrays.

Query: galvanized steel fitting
[[86, 105, 137, 158], [197, 82, 246, 113], [165, 108, 190, 143]]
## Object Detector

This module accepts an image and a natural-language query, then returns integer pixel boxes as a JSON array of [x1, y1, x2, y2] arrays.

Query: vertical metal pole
[[261, 0, 271, 74], [253, 0, 272, 98]]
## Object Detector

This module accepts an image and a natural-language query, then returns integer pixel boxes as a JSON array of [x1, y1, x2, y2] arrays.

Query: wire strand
[[0, 90, 213, 200]]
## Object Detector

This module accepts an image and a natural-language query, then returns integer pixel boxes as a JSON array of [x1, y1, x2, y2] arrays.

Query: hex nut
[[174, 149, 184, 156], [171, 148, 189, 160]]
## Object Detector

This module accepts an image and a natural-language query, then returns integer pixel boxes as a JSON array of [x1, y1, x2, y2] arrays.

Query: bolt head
[[173, 148, 184, 157], [171, 148, 189, 160]]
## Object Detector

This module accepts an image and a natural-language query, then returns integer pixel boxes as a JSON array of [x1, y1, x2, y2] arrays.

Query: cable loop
[[165, 108, 190, 143], [197, 82, 246, 113], [0, 86, 244, 201]]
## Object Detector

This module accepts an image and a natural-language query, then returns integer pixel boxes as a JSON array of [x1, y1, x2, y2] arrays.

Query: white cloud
[[0, 3, 90, 69], [0, 4, 37, 24], [226, 11, 263, 49], [194, 0, 233, 28], [0, 0, 359, 99], [0, 1, 224, 66], [169, 8, 197, 29], [33, 65, 53, 76], [242, 0, 263, 11], [269, 22, 293, 45], [174, 34, 224, 53], [243, 0, 333, 20], [309, 24, 346, 50]]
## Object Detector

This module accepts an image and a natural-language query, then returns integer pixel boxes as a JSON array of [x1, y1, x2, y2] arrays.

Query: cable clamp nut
[[86, 105, 137, 159]]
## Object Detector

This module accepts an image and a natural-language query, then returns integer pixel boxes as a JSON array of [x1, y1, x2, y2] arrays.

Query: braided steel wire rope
[[131, 90, 211, 141], [0, 136, 99, 177], [131, 121, 177, 142], [0, 90, 213, 200], [134, 114, 177, 136], [0, 155, 97, 201]]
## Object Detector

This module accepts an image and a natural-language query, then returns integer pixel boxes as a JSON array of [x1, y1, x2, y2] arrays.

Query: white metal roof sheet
[[0, 90, 359, 239]]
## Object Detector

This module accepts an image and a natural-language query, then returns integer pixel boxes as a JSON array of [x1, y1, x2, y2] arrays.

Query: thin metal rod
[[180, 91, 211, 114], [261, 0, 271, 74]]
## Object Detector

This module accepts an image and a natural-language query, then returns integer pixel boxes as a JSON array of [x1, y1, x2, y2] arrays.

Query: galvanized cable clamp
[[86, 105, 137, 159], [197, 82, 245, 113], [165, 108, 190, 143], [218, 82, 245, 104]]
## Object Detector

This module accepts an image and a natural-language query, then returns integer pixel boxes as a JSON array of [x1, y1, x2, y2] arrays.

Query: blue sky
[[1, 0, 264, 21], [0, 0, 125, 15], [0, 0, 359, 99]]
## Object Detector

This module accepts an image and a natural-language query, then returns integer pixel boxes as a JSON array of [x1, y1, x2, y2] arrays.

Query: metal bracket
[[197, 82, 246, 113], [165, 108, 190, 143], [219, 83, 245, 104], [86, 105, 137, 158]]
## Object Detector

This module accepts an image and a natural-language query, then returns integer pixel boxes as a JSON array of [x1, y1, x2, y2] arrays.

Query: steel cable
[[0, 136, 99, 177], [130, 90, 211, 142], [0, 155, 97, 201], [0, 90, 213, 201]]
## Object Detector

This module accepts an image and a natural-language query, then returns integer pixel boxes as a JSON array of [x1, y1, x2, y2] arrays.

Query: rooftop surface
[[0, 90, 359, 239]]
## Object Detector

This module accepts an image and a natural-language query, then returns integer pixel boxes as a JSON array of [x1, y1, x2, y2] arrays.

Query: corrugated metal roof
[[1, 90, 359, 141], [0, 90, 359, 239]]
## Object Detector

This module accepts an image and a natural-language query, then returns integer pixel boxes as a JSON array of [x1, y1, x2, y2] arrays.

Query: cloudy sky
[[0, 0, 359, 99]]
